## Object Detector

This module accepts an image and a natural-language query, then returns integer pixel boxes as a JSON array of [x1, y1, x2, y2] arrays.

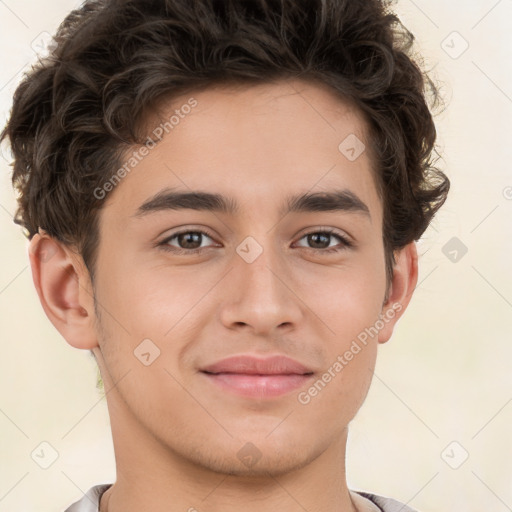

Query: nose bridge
[[220, 231, 301, 333], [236, 232, 287, 300], [238, 236, 282, 291]]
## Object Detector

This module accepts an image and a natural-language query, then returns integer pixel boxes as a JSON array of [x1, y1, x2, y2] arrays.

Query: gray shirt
[[64, 484, 420, 512]]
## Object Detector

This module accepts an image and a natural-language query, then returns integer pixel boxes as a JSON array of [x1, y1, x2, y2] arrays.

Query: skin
[[29, 79, 418, 512]]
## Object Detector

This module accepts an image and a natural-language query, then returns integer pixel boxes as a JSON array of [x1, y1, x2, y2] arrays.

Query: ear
[[377, 241, 419, 344], [28, 229, 99, 350]]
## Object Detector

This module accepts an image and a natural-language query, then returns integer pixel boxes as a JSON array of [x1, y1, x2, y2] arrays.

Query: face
[[89, 79, 395, 475]]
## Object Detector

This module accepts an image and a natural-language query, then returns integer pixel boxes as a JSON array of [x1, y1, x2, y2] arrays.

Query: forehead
[[101, 79, 381, 225]]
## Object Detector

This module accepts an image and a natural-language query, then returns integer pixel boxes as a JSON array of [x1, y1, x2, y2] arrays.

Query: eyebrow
[[132, 187, 371, 220]]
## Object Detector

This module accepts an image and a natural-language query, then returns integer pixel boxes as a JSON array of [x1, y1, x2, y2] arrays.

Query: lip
[[200, 355, 314, 399], [201, 354, 313, 375]]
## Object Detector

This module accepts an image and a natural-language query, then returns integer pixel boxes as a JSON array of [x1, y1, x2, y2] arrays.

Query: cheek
[[296, 255, 384, 403], [295, 254, 386, 337], [95, 245, 204, 341], [295, 337, 377, 436]]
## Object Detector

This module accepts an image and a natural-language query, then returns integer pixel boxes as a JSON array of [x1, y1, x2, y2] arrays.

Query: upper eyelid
[[160, 228, 216, 244]]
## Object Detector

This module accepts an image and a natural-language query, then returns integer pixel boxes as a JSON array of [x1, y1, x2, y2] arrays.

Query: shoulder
[[64, 484, 112, 512], [352, 489, 420, 512]]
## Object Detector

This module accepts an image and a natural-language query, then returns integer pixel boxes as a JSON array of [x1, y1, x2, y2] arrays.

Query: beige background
[[1, 1, 511, 511]]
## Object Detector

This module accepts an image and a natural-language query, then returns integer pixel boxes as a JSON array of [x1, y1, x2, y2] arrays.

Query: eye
[[158, 229, 219, 254], [294, 229, 353, 253], [157, 227, 353, 255]]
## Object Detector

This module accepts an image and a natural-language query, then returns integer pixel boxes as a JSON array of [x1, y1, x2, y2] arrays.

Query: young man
[[1, 0, 449, 511]]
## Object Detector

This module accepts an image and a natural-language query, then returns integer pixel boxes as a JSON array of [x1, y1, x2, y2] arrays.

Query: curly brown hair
[[1, 0, 449, 296]]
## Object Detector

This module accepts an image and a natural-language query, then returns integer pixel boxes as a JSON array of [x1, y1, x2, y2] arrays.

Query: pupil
[[180, 232, 201, 249], [309, 233, 329, 248]]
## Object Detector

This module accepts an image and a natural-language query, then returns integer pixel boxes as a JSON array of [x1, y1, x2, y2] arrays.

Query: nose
[[219, 239, 303, 336]]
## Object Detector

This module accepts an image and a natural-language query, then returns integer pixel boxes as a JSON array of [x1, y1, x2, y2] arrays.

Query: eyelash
[[157, 228, 353, 255]]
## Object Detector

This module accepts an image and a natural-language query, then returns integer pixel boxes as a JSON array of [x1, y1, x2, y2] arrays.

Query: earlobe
[[377, 241, 419, 344], [28, 230, 99, 350]]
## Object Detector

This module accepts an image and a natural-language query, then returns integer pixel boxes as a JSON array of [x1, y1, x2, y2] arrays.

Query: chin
[[181, 432, 323, 478]]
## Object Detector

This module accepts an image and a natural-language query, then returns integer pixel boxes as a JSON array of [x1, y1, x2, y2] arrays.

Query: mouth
[[199, 354, 315, 399]]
